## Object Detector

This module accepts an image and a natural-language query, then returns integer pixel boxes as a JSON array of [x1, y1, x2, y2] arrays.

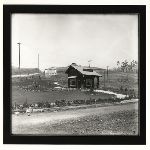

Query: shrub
[[120, 86, 123, 91], [23, 102, 29, 108], [45, 101, 51, 108], [37, 102, 43, 108]]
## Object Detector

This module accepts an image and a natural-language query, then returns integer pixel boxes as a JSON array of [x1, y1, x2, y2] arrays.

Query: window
[[86, 79, 92, 86], [70, 78, 76, 86]]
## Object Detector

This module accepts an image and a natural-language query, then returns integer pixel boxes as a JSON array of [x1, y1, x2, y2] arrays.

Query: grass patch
[[12, 86, 114, 105]]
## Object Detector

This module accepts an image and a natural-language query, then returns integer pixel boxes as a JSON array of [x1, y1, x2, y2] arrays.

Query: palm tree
[[121, 60, 128, 72], [134, 60, 138, 65], [117, 61, 120, 70], [131, 60, 135, 67], [121, 62, 125, 72], [121, 60, 129, 80], [124, 60, 128, 72]]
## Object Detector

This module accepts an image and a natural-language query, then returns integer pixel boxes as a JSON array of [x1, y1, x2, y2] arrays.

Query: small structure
[[44, 67, 57, 77], [65, 63, 102, 89]]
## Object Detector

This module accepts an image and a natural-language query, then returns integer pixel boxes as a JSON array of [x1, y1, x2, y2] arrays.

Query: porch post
[[81, 75, 84, 89], [97, 76, 99, 88], [76, 76, 78, 88], [92, 77, 94, 88], [68, 78, 70, 88]]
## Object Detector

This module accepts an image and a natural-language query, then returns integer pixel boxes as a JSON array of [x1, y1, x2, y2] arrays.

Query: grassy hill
[[12, 66, 42, 75], [56, 66, 104, 73], [96, 70, 138, 93]]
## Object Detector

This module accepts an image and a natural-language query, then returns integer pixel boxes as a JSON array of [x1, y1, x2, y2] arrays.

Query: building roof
[[68, 76, 77, 78], [66, 65, 102, 77]]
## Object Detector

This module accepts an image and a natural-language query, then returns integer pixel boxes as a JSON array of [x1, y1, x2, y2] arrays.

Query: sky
[[11, 14, 138, 71]]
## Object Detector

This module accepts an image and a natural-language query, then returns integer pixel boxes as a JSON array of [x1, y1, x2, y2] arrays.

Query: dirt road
[[12, 102, 138, 134]]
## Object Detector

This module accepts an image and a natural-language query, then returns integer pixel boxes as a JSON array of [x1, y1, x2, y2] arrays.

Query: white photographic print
[[11, 14, 139, 135]]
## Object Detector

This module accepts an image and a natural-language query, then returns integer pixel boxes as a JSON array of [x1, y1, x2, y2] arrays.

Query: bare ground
[[12, 102, 138, 135]]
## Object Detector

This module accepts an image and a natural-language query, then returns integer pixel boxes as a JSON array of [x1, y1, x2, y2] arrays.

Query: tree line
[[117, 60, 138, 72]]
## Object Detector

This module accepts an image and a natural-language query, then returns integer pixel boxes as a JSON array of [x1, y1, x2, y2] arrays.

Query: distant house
[[44, 67, 57, 77], [65, 63, 102, 89]]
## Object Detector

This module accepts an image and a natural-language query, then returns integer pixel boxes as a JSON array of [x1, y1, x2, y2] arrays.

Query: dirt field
[[12, 102, 138, 135]]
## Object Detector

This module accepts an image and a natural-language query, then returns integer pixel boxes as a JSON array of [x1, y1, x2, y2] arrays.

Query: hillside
[[12, 66, 42, 75], [56, 66, 104, 73]]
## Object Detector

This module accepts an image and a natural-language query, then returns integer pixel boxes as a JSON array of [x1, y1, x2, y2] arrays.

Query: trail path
[[95, 89, 127, 98]]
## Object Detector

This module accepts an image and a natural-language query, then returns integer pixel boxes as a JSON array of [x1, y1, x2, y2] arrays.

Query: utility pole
[[17, 42, 21, 77], [107, 66, 109, 82], [88, 60, 92, 68], [104, 70, 105, 89], [38, 54, 39, 74]]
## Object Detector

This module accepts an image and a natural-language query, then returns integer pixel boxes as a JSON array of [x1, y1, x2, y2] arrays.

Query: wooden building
[[65, 63, 102, 89]]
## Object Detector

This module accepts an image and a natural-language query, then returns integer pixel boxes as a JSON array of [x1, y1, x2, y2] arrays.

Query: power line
[[13, 43, 113, 69], [18, 43, 115, 69], [12, 58, 68, 67], [21, 43, 89, 61]]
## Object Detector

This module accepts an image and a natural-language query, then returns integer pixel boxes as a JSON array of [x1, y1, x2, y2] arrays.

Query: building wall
[[68, 74, 95, 88], [67, 68, 79, 88]]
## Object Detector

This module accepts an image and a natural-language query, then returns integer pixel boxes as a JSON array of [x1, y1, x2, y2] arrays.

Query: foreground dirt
[[12, 102, 138, 135]]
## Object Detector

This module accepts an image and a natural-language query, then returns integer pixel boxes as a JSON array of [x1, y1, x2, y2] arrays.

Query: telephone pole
[[104, 70, 105, 89], [107, 66, 109, 82], [17, 42, 21, 77], [38, 54, 39, 74]]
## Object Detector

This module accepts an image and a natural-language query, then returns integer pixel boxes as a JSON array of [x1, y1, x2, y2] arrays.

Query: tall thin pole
[[88, 60, 92, 68], [107, 66, 109, 82], [17, 43, 21, 77], [38, 54, 39, 74], [104, 70, 105, 89]]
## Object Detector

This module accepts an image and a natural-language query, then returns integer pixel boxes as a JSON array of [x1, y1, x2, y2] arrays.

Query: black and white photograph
[[11, 13, 140, 136]]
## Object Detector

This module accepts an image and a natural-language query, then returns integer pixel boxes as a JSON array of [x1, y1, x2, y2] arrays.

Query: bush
[[120, 86, 123, 91], [90, 86, 94, 93], [37, 102, 44, 108], [97, 98, 104, 103], [114, 98, 122, 102], [23, 102, 29, 108], [45, 101, 51, 108]]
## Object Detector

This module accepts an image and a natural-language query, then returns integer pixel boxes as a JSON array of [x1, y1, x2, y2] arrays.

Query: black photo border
[[3, 5, 146, 144]]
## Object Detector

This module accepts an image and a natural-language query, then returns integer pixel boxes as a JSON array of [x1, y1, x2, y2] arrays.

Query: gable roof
[[66, 65, 102, 77]]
